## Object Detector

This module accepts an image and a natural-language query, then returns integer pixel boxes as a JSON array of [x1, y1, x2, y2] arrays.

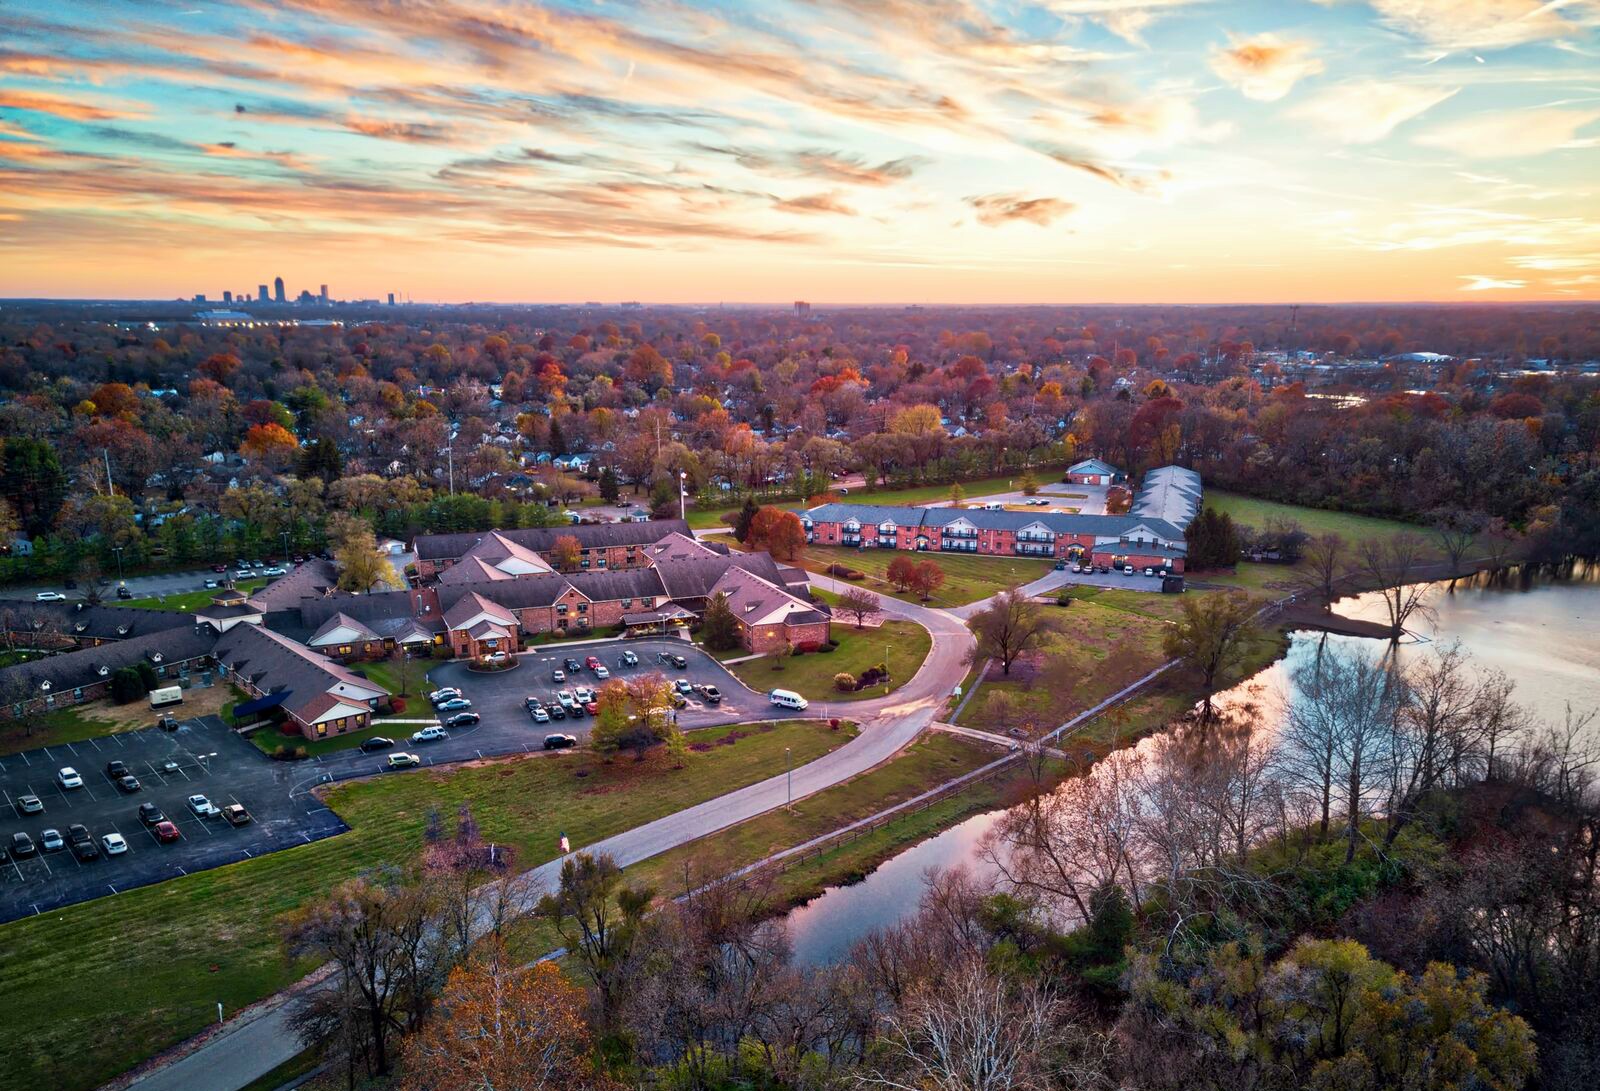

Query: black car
[[359, 736, 395, 753], [543, 733, 578, 750], [657, 651, 687, 669], [445, 711, 480, 728], [106, 760, 131, 780], [116, 585, 133, 600], [546, 702, 566, 720], [138, 802, 165, 826], [116, 774, 141, 794], [10, 831, 36, 858], [68, 826, 100, 861], [563, 657, 582, 673]]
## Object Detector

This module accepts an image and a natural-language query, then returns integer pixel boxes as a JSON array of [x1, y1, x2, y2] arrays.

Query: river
[[784, 564, 1600, 966]]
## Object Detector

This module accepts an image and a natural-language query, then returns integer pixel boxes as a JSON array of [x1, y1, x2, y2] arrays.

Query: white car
[[411, 725, 449, 743], [36, 591, 68, 602], [428, 687, 462, 704], [101, 832, 129, 856], [574, 686, 594, 704], [593, 665, 610, 680], [187, 794, 220, 818], [57, 767, 83, 790]]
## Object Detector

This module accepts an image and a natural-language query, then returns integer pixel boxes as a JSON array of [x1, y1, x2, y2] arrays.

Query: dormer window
[[40, 680, 51, 692], [75, 622, 87, 633], [151, 652, 164, 663], [116, 624, 131, 636], [844, 520, 861, 532], [97, 666, 109, 677]]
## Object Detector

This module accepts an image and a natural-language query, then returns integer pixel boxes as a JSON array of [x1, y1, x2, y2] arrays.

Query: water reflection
[[784, 565, 1600, 965]]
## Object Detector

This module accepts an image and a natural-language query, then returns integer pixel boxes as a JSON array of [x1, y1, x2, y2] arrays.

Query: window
[[316, 723, 327, 737], [596, 557, 607, 568], [556, 603, 568, 615], [557, 619, 568, 629], [577, 603, 588, 614], [621, 598, 632, 608], [73, 688, 83, 701], [581, 559, 591, 568], [339, 644, 352, 655], [641, 597, 655, 608]]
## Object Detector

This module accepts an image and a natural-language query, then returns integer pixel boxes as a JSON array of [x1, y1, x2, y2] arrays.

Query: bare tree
[[861, 959, 1113, 1091], [967, 590, 1060, 677], [837, 586, 880, 629], [1162, 593, 1258, 720], [1356, 533, 1435, 641], [1293, 532, 1346, 611], [1430, 508, 1484, 578], [534, 852, 653, 1028]]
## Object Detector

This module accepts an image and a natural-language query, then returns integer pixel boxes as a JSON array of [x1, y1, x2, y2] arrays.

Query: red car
[[211, 563, 227, 573], [584, 655, 602, 672], [584, 700, 599, 716], [152, 820, 181, 844]]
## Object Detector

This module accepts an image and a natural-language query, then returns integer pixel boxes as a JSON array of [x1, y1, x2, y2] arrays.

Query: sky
[[0, 0, 1597, 305]]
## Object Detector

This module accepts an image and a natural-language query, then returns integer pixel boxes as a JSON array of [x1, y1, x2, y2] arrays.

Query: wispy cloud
[[1414, 107, 1600, 158], [965, 193, 1075, 225], [1459, 273, 1527, 289], [1362, 0, 1586, 53], [1288, 81, 1459, 143], [1209, 32, 1324, 102]]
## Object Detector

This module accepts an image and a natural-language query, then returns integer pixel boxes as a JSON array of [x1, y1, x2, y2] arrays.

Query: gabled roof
[[212, 624, 386, 723], [1, 601, 194, 642], [1130, 465, 1203, 529], [307, 612, 381, 647], [247, 559, 340, 612], [803, 501, 1191, 547], [458, 531, 554, 575], [437, 557, 514, 584], [644, 531, 719, 563], [412, 520, 692, 563], [0, 625, 217, 696], [1067, 458, 1121, 477], [710, 565, 822, 627], [443, 591, 518, 631]]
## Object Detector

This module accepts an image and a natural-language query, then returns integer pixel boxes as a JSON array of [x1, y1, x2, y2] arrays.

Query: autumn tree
[[746, 506, 806, 561], [968, 589, 1060, 676], [699, 591, 741, 651], [534, 853, 654, 1028], [549, 533, 582, 572], [403, 941, 612, 1091], [330, 515, 400, 593], [906, 559, 945, 603], [1019, 469, 1040, 496], [837, 587, 879, 628], [1162, 593, 1257, 719], [886, 554, 918, 592], [239, 422, 298, 465]]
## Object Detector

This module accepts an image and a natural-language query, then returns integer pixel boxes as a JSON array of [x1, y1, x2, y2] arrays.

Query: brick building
[[411, 520, 693, 581]]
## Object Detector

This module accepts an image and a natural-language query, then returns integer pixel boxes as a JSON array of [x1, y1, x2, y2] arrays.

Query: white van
[[981, 501, 1004, 510], [148, 685, 184, 708], [768, 688, 809, 711]]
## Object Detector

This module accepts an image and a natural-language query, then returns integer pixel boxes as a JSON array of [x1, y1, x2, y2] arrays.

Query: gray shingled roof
[[2, 601, 195, 643], [802, 502, 1188, 544], [412, 520, 691, 562], [0, 625, 217, 698]]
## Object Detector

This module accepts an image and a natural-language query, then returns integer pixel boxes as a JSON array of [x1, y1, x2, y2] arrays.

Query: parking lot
[[420, 636, 782, 746], [0, 716, 347, 923]]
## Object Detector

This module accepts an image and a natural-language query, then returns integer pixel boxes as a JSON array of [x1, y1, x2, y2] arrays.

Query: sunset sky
[[1, 0, 1597, 304]]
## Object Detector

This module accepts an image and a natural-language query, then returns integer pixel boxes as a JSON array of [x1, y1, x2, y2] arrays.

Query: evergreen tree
[[598, 465, 620, 503], [733, 496, 760, 542], [547, 415, 567, 456], [1184, 507, 1242, 569], [700, 591, 740, 651]]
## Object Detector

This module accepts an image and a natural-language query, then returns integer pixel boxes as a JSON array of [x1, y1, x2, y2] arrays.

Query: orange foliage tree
[[402, 940, 614, 1091], [239, 422, 298, 462], [746, 506, 806, 561]]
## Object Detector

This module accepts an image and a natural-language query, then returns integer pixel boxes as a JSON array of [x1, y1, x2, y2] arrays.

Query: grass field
[[798, 544, 1054, 607], [722, 620, 932, 703], [631, 732, 997, 901], [123, 580, 267, 610], [0, 720, 854, 1091]]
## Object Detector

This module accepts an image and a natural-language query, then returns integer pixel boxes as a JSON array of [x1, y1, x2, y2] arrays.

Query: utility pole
[[446, 441, 455, 495], [103, 449, 115, 497]]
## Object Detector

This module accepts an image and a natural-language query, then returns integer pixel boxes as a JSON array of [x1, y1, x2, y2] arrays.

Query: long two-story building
[[802, 464, 1201, 573]]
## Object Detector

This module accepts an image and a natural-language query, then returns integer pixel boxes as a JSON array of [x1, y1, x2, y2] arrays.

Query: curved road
[[118, 579, 975, 1091]]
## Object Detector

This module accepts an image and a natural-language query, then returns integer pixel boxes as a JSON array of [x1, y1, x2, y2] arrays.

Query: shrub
[[796, 640, 822, 654], [1056, 590, 1074, 607], [375, 697, 395, 715], [135, 661, 159, 691], [389, 696, 407, 714], [110, 666, 146, 704], [834, 671, 857, 692], [825, 564, 865, 580], [272, 744, 308, 761], [818, 643, 836, 653]]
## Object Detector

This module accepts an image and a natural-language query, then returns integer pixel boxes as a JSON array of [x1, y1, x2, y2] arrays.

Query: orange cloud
[[966, 193, 1074, 226], [0, 88, 147, 121], [1209, 32, 1323, 102]]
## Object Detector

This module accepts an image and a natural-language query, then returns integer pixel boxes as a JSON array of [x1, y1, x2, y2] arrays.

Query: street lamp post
[[678, 470, 687, 521], [112, 545, 124, 584]]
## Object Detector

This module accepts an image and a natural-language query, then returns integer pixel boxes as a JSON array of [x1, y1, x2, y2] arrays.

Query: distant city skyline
[[0, 1, 1597, 304]]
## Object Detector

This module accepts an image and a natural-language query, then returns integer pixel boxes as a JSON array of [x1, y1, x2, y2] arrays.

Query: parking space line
[[87, 736, 102, 751], [18, 750, 30, 766], [64, 742, 78, 755]]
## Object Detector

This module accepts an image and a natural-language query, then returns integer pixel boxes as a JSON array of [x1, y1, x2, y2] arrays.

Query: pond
[[784, 563, 1600, 965]]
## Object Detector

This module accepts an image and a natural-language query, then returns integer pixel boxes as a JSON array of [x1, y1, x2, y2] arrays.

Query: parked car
[[563, 657, 582, 673], [116, 585, 133, 600], [101, 832, 129, 856], [387, 752, 422, 769], [657, 651, 688, 669], [137, 802, 164, 826], [619, 650, 639, 667], [57, 767, 83, 790], [71, 835, 101, 862], [152, 821, 181, 843], [583, 655, 602, 671], [106, 760, 131, 780], [593, 664, 610, 680], [66, 824, 91, 847], [1053, 560, 1067, 570], [116, 774, 141, 794], [15, 794, 43, 815], [187, 794, 220, 818], [411, 725, 449, 743], [556, 690, 577, 709], [39, 828, 64, 853], [674, 678, 693, 695], [530, 705, 550, 723], [203, 579, 219, 589], [1143, 566, 1156, 576], [436, 697, 472, 712], [11, 832, 36, 858], [583, 700, 599, 715], [222, 804, 251, 827], [698, 684, 723, 704], [574, 686, 594, 704], [211, 563, 228, 573], [546, 702, 566, 720], [359, 736, 395, 753], [428, 687, 462, 704], [668, 691, 688, 709], [543, 733, 578, 750], [34, 591, 66, 602], [1096, 564, 1110, 574], [483, 651, 509, 664], [444, 711, 479, 728], [551, 668, 566, 683]]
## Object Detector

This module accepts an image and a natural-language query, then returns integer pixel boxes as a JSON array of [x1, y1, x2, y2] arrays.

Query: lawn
[[798, 544, 1056, 608], [123, 579, 267, 610], [0, 682, 247, 757], [1205, 488, 1426, 547], [722, 620, 932, 703], [955, 591, 1177, 736], [247, 718, 422, 759], [0, 719, 853, 1091], [630, 732, 998, 901]]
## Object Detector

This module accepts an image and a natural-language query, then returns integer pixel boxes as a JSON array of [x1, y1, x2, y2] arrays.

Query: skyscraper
[[273, 276, 285, 303], [387, 292, 395, 306], [258, 284, 268, 302], [319, 284, 328, 303], [222, 290, 232, 304]]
